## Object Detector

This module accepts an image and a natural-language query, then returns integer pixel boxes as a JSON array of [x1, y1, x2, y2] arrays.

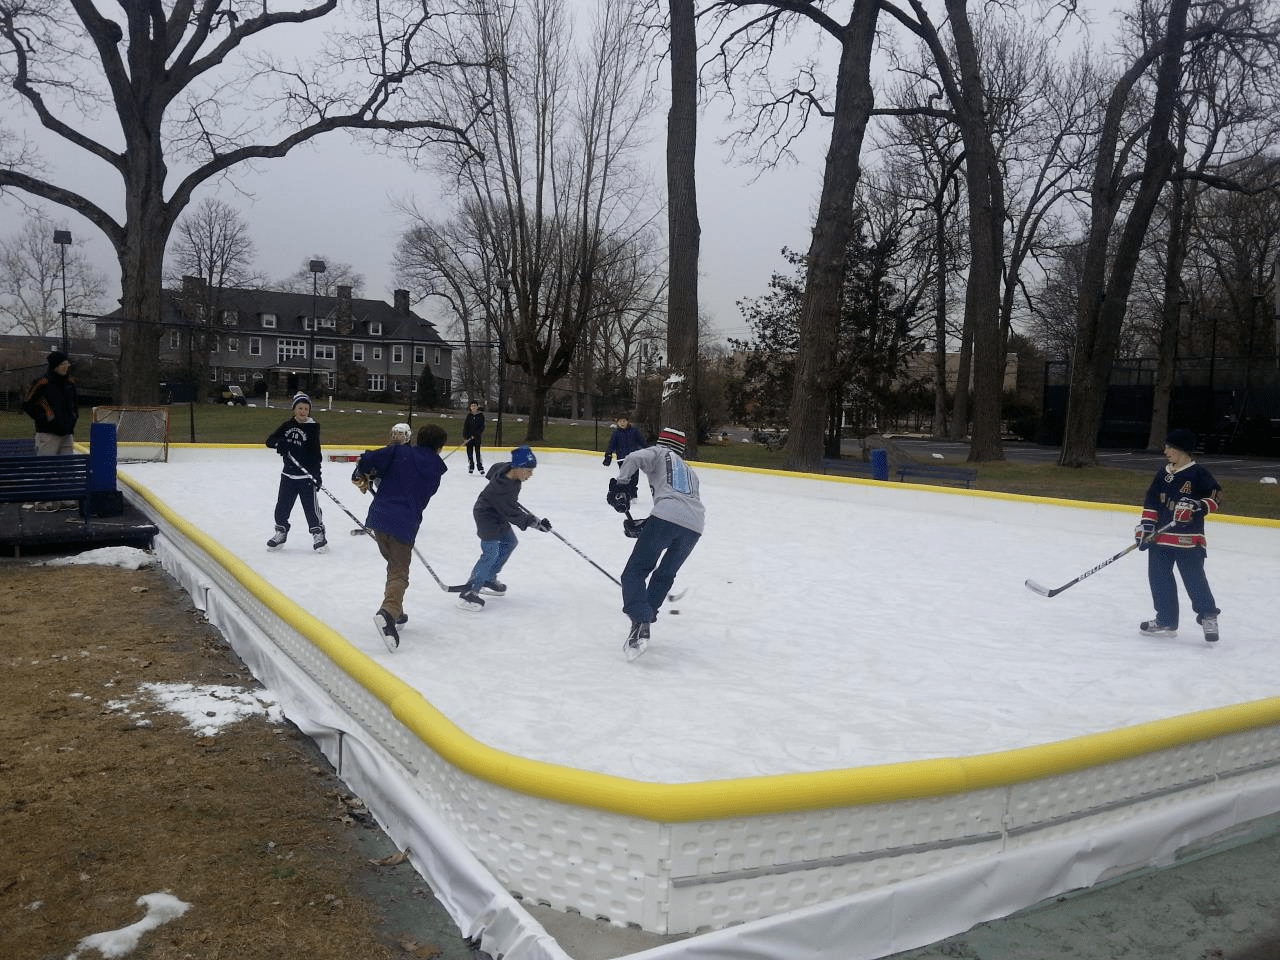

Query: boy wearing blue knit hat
[[454, 445, 552, 611]]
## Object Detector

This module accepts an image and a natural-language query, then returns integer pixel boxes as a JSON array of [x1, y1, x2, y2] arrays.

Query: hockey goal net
[[91, 406, 170, 463]]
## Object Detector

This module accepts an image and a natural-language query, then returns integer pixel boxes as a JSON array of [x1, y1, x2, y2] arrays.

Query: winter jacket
[[266, 417, 322, 485], [617, 445, 705, 534], [605, 425, 646, 461], [1140, 461, 1221, 549], [463, 412, 486, 440], [23, 369, 78, 436], [472, 462, 535, 540], [355, 443, 448, 544]]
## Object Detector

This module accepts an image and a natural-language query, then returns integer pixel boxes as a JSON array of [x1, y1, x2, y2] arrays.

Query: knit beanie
[[47, 350, 69, 369], [292, 393, 312, 410], [1165, 428, 1196, 454], [656, 427, 686, 454], [510, 445, 537, 469]]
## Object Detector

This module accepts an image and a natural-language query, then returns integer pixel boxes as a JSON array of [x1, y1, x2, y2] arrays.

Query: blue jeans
[[1148, 545, 1218, 627], [621, 516, 700, 624], [467, 527, 517, 591]]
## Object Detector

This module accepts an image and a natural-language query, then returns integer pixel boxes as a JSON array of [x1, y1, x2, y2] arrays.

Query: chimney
[[394, 289, 410, 314], [336, 284, 353, 335], [181, 275, 206, 295]]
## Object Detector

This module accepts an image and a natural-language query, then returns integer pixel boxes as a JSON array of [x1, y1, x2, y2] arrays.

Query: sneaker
[[481, 580, 507, 596], [1198, 614, 1220, 643], [267, 525, 288, 550], [311, 526, 328, 552], [1139, 619, 1177, 638], [373, 609, 400, 652], [457, 590, 486, 612], [624, 619, 649, 661]]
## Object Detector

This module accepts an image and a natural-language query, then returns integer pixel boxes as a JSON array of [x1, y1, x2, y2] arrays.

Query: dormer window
[[368, 321, 382, 336], [221, 309, 237, 326], [261, 313, 277, 329]]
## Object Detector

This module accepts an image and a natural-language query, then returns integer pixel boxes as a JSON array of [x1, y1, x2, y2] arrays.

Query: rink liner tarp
[[118, 454, 1280, 960]]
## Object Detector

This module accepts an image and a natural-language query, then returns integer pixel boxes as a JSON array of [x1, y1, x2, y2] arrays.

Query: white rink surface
[[122, 446, 1280, 784]]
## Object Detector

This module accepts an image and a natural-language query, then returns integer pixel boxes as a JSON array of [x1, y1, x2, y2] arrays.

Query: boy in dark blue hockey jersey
[[264, 393, 326, 552], [603, 415, 645, 468], [1135, 428, 1221, 642]]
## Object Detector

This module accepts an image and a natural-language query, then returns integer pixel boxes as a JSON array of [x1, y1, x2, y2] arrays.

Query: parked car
[[219, 384, 248, 406]]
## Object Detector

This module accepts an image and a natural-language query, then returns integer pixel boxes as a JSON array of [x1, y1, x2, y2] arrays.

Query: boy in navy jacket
[[265, 394, 325, 552]]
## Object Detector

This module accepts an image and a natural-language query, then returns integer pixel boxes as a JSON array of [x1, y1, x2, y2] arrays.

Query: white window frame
[[261, 313, 277, 329], [169, 330, 181, 349], [368, 374, 386, 392], [314, 344, 335, 361], [414, 345, 426, 365], [248, 336, 261, 356], [369, 321, 383, 335], [221, 309, 237, 327], [227, 336, 238, 353], [372, 347, 383, 361], [352, 343, 365, 362], [277, 338, 307, 362], [434, 348, 442, 367], [392, 345, 405, 364]]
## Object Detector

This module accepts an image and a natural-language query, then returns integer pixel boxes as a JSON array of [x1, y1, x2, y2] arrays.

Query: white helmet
[[391, 422, 412, 442]]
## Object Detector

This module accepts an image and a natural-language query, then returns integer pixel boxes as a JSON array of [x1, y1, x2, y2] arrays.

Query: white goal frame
[[91, 405, 171, 463]]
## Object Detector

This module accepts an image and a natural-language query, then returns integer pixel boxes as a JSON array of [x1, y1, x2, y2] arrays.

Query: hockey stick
[[1024, 521, 1176, 598], [286, 453, 448, 591]]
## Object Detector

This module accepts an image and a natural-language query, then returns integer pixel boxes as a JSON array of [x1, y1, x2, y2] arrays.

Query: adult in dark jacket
[[354, 423, 449, 650], [456, 445, 551, 611], [1134, 428, 1221, 642], [24, 351, 78, 456], [264, 393, 326, 552], [603, 415, 645, 468], [462, 401, 486, 474]]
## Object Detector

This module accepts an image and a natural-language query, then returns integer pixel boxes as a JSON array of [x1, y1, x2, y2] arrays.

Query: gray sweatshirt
[[617, 445, 705, 534]]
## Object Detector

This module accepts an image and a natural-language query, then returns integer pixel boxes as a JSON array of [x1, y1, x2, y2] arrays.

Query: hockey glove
[[1135, 518, 1156, 550], [607, 477, 635, 514], [352, 472, 373, 495], [1173, 497, 1203, 525], [603, 454, 613, 467], [536, 517, 552, 532], [623, 516, 646, 539]]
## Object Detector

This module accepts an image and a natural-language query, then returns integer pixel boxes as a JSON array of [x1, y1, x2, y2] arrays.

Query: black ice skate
[[267, 525, 288, 550], [457, 590, 485, 612], [373, 609, 399, 652], [311, 526, 328, 553], [624, 619, 650, 661], [1139, 619, 1177, 638], [480, 580, 507, 596], [1198, 614, 1219, 643]]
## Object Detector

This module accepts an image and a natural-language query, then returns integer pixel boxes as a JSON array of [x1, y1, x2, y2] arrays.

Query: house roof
[[103, 284, 451, 348]]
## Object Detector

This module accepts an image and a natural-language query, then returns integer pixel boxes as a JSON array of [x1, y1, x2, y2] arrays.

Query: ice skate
[[480, 580, 507, 597], [457, 590, 485, 612], [373, 609, 399, 652], [624, 619, 649, 661], [1139, 619, 1177, 638], [266, 525, 288, 550], [1198, 614, 1219, 643], [311, 526, 328, 553]]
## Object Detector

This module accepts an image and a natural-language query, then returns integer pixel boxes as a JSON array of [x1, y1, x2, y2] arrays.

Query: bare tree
[[167, 199, 261, 292], [405, 0, 660, 441], [0, 0, 483, 404], [0, 214, 106, 337], [701, 0, 884, 471], [278, 257, 366, 298], [665, 0, 701, 454], [1059, 0, 1278, 466]]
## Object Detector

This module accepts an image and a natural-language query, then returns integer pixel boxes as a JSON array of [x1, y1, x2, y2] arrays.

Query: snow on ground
[[119, 446, 1280, 784]]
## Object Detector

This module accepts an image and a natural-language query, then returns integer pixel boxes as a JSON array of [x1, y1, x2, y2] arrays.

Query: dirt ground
[[0, 558, 485, 960]]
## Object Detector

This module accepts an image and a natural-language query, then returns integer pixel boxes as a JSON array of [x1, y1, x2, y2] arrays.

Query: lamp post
[[308, 259, 326, 394], [53, 230, 71, 353], [494, 277, 512, 446]]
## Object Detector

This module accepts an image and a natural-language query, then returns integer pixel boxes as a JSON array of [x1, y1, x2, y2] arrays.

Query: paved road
[[874, 437, 1280, 484]]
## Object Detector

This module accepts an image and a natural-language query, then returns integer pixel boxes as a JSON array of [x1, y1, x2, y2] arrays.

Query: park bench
[[896, 462, 978, 488], [0, 438, 37, 457], [0, 454, 91, 515]]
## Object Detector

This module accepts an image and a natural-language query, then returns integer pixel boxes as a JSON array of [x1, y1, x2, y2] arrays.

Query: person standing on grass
[[603, 415, 645, 470], [462, 401, 486, 475], [1135, 428, 1221, 643], [454, 445, 551, 611], [607, 427, 704, 661], [353, 423, 448, 651], [264, 393, 326, 553]]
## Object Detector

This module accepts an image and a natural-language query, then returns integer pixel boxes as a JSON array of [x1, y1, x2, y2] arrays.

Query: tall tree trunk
[[1061, 0, 1190, 466], [664, 0, 701, 458], [783, 0, 881, 473], [931, 202, 950, 437], [1148, 177, 1189, 451]]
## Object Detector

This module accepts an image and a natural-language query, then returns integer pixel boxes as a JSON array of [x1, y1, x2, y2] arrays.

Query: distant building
[[93, 278, 452, 404]]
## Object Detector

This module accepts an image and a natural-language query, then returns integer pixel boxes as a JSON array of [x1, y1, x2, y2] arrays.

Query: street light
[[494, 277, 512, 446], [308, 259, 326, 394], [53, 230, 71, 353]]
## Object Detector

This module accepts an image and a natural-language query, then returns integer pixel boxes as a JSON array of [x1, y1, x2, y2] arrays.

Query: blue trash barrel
[[870, 447, 889, 481]]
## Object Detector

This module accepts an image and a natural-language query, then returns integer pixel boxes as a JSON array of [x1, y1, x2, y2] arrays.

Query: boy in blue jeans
[[455, 445, 552, 610]]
